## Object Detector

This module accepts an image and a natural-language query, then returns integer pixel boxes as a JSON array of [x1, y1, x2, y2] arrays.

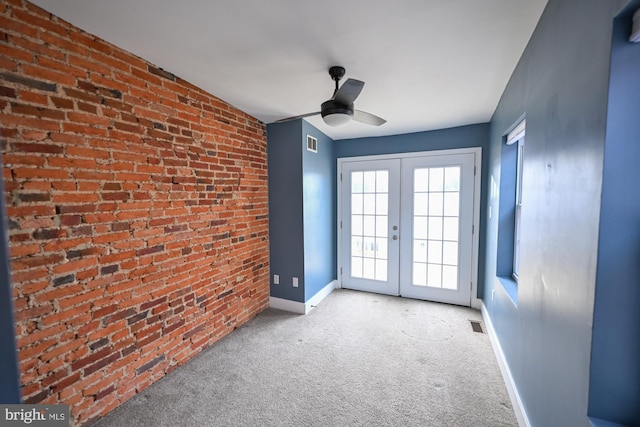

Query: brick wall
[[0, 0, 270, 424]]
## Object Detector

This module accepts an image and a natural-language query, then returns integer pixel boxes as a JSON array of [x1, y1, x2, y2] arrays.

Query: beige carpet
[[91, 289, 516, 426]]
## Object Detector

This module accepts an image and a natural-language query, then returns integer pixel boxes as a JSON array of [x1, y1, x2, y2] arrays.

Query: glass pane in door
[[412, 166, 460, 289], [351, 170, 389, 281]]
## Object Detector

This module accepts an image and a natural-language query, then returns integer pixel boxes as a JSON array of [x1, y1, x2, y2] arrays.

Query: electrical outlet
[[292, 277, 298, 288], [274, 274, 279, 284]]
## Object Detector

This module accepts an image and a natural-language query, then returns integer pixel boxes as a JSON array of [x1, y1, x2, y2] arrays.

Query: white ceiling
[[31, 0, 547, 140]]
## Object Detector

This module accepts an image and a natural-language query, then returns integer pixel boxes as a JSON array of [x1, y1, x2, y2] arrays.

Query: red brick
[[51, 372, 81, 393], [3, 1, 269, 424], [39, 30, 90, 57], [4, 154, 47, 168], [21, 64, 76, 86], [12, 8, 63, 36], [40, 339, 84, 362], [68, 54, 112, 76], [41, 303, 91, 327], [12, 167, 69, 180], [50, 96, 74, 109], [84, 351, 121, 375], [70, 347, 112, 372], [66, 146, 110, 160], [62, 122, 108, 136], [58, 289, 103, 310], [14, 302, 54, 321], [38, 284, 84, 303]]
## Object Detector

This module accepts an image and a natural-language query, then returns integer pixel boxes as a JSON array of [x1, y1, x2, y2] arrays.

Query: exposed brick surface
[[1, 1, 269, 424]]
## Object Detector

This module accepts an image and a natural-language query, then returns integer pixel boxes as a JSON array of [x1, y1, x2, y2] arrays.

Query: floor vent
[[470, 320, 484, 333]]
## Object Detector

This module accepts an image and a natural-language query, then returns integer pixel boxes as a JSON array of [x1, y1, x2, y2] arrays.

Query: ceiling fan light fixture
[[321, 100, 353, 127], [322, 112, 352, 127]]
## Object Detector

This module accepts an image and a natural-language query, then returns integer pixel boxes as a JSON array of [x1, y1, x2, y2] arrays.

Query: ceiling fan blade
[[274, 112, 321, 123], [353, 110, 386, 126], [333, 78, 364, 105]]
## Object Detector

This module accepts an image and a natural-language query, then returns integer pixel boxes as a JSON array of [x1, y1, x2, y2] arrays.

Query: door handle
[[393, 235, 398, 240]]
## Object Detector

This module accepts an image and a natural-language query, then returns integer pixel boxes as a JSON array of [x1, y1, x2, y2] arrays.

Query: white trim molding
[[481, 301, 531, 427], [337, 147, 482, 308], [269, 296, 306, 314], [306, 280, 337, 310], [269, 280, 338, 315]]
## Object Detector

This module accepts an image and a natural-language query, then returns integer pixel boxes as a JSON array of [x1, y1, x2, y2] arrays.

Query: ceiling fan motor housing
[[321, 99, 354, 126], [275, 65, 384, 127]]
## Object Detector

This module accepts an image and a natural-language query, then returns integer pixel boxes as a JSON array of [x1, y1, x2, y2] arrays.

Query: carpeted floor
[[91, 289, 517, 427]]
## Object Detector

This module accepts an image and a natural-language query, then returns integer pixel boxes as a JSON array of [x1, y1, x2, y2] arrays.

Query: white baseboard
[[306, 280, 337, 311], [471, 296, 482, 310], [269, 280, 338, 315], [480, 301, 531, 427], [269, 296, 306, 314]]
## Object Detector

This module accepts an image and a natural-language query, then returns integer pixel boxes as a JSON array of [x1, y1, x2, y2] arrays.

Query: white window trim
[[506, 120, 526, 145], [510, 120, 525, 280]]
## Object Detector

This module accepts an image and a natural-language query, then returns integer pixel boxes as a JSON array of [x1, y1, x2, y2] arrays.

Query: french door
[[339, 149, 479, 306]]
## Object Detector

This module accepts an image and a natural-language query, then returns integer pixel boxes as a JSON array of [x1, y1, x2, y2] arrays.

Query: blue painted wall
[[267, 120, 337, 303], [268, 122, 488, 304], [483, 0, 628, 426], [301, 121, 337, 301], [267, 120, 305, 302], [335, 123, 488, 159], [0, 153, 21, 403], [337, 123, 490, 298], [589, 2, 640, 424]]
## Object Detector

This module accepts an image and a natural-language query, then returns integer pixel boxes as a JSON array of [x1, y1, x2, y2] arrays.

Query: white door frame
[[337, 147, 482, 308]]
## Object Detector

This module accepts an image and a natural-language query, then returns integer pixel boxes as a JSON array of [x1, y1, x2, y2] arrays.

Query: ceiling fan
[[277, 66, 386, 127]]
